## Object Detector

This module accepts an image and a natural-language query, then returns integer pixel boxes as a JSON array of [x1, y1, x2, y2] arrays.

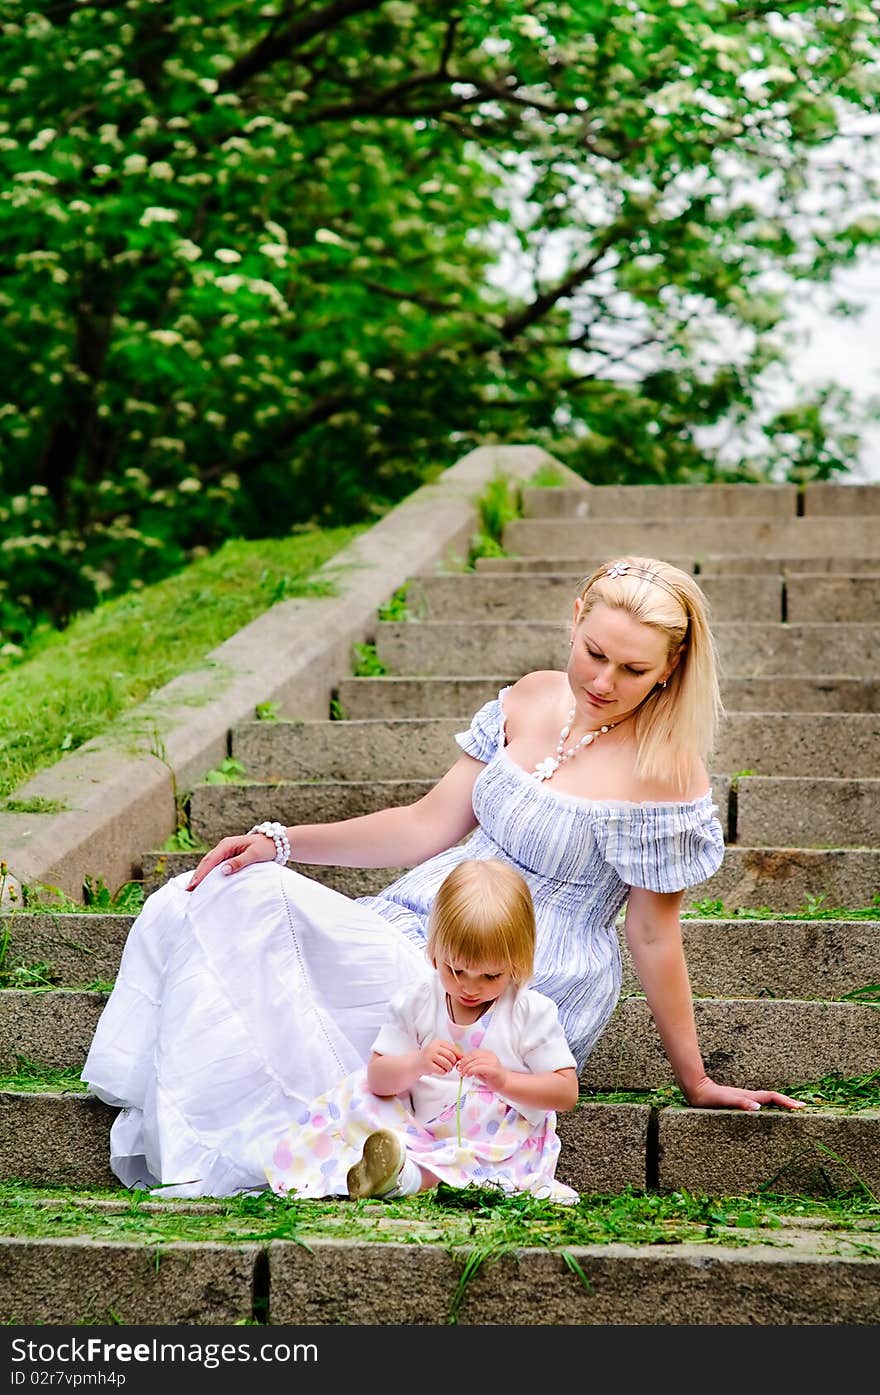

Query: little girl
[[264, 858, 580, 1204]]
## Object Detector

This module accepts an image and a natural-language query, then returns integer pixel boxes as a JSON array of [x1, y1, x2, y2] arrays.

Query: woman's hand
[[185, 833, 277, 892], [685, 1076, 806, 1112], [457, 1049, 507, 1092], [418, 1039, 463, 1076]]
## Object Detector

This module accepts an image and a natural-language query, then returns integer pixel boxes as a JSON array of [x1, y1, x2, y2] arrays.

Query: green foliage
[[0, 1061, 88, 1094], [0, 1181, 874, 1254], [476, 474, 521, 547], [2, 2, 878, 639], [1, 797, 69, 815], [0, 863, 145, 915], [254, 701, 281, 722], [160, 825, 207, 853], [684, 896, 880, 921], [0, 526, 359, 798], [377, 585, 410, 622], [529, 464, 567, 488], [783, 1070, 880, 1114], [202, 757, 246, 785], [81, 876, 145, 914], [352, 642, 388, 678]]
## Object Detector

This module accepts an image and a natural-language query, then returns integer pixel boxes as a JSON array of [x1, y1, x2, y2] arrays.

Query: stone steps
[[229, 713, 880, 781], [335, 674, 880, 717], [373, 620, 880, 677], [4, 990, 876, 1088], [5, 912, 875, 999], [407, 571, 880, 624], [475, 552, 880, 574], [504, 515, 880, 556], [2, 1222, 877, 1325], [1, 1092, 876, 1203], [519, 481, 880, 518], [187, 773, 880, 848], [141, 844, 880, 912]]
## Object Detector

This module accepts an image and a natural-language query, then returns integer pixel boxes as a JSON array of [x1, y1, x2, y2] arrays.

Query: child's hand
[[419, 1038, 463, 1076], [457, 1050, 507, 1092]]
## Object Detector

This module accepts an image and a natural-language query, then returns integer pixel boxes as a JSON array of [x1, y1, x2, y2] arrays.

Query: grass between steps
[[2, 1065, 879, 1113], [0, 525, 364, 801], [0, 1183, 876, 1260]]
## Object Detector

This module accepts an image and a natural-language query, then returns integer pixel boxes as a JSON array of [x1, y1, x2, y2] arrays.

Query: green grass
[[580, 1070, 880, 1114], [0, 1062, 89, 1094], [0, 525, 363, 799], [684, 896, 880, 921], [0, 1182, 875, 1254]]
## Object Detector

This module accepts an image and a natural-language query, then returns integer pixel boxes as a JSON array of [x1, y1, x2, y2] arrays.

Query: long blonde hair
[[575, 557, 723, 792], [426, 859, 535, 986]]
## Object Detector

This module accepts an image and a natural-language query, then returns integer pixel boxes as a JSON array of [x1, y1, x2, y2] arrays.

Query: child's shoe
[[346, 1129, 421, 1199]]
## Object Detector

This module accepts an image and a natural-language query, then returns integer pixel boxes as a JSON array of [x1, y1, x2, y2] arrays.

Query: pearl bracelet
[[248, 821, 291, 865]]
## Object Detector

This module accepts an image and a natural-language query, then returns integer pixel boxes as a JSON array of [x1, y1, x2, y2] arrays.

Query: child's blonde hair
[[575, 556, 723, 792], [426, 858, 535, 986]]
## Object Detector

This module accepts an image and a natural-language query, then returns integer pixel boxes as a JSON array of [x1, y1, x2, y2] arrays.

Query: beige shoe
[[347, 1129, 406, 1200]]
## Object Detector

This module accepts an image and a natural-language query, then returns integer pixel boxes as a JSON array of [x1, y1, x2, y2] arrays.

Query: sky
[[784, 256, 880, 482]]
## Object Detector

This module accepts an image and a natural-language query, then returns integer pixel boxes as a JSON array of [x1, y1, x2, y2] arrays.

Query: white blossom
[[215, 248, 241, 264], [139, 206, 179, 226]]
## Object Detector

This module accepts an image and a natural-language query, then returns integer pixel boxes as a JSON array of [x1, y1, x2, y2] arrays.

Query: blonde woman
[[264, 858, 578, 1203], [84, 556, 803, 1197]]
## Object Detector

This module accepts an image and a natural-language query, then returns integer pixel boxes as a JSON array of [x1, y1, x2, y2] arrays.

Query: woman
[[83, 556, 803, 1195]]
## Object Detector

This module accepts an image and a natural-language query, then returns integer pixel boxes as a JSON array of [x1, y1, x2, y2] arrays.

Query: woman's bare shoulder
[[505, 670, 566, 704], [630, 756, 712, 805]]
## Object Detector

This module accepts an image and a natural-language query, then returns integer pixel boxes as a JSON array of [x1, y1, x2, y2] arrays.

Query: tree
[[1, 1, 878, 638]]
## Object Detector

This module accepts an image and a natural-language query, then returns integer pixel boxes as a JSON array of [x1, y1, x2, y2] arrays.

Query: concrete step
[[503, 516, 880, 557], [229, 713, 880, 781], [521, 484, 799, 518], [409, 572, 784, 622], [580, 997, 880, 1091], [5, 990, 876, 1082], [787, 574, 880, 623], [189, 779, 438, 849], [1, 1222, 877, 1325], [475, 552, 880, 574], [144, 845, 880, 912], [520, 481, 880, 521], [415, 570, 880, 625], [2, 1092, 876, 1203], [374, 620, 880, 677], [736, 776, 880, 848], [190, 774, 730, 841], [5, 910, 873, 999], [803, 482, 880, 515], [336, 674, 880, 718]]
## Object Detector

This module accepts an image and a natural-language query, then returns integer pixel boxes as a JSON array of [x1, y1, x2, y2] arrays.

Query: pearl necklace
[[531, 706, 617, 782]]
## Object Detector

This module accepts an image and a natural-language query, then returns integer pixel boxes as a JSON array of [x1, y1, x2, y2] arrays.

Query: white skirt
[[82, 863, 427, 1196]]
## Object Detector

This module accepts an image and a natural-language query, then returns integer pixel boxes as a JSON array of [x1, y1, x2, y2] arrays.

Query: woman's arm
[[186, 751, 483, 890], [624, 885, 804, 1111]]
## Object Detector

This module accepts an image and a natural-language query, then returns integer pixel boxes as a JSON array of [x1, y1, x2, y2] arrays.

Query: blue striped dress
[[358, 691, 725, 1070]]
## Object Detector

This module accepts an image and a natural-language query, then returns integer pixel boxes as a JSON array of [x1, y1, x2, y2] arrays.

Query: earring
[[660, 680, 667, 689]]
